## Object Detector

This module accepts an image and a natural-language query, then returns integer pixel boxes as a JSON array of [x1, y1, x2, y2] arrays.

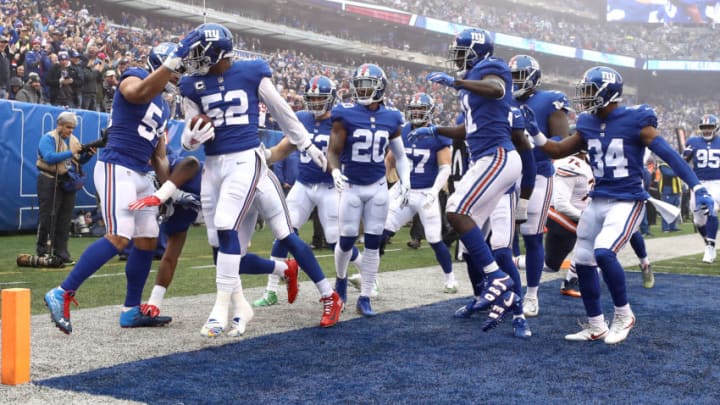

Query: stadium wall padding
[[0, 100, 284, 232]]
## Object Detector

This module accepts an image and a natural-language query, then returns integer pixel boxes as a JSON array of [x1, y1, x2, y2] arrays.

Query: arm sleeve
[[553, 175, 582, 220], [519, 147, 536, 190], [38, 135, 72, 164], [648, 136, 700, 189], [180, 97, 202, 150], [258, 77, 311, 148], [389, 136, 411, 187], [430, 164, 451, 194]]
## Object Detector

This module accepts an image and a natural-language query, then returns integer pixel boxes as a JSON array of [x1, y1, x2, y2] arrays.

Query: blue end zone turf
[[38, 273, 720, 403]]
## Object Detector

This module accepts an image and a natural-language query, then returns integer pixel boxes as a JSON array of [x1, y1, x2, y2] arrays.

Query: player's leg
[[565, 201, 608, 342], [202, 150, 261, 337], [44, 162, 131, 334], [446, 149, 521, 311], [519, 175, 552, 316], [629, 230, 653, 288], [594, 199, 644, 344], [335, 186, 363, 303], [418, 188, 457, 293], [356, 180, 389, 317]]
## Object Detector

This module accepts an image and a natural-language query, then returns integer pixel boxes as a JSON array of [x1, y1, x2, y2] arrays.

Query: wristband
[[532, 132, 548, 146]]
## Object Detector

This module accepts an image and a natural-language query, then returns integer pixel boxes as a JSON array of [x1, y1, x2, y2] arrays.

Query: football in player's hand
[[191, 114, 213, 129]]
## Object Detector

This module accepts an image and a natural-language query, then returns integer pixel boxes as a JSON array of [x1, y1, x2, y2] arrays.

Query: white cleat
[[564, 321, 609, 342], [200, 318, 225, 337], [523, 296, 539, 317], [227, 317, 248, 337], [702, 245, 716, 264], [348, 274, 379, 297], [605, 312, 636, 345], [444, 280, 459, 294]]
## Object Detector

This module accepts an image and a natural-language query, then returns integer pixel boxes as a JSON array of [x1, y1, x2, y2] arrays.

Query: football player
[[509, 54, 571, 317], [683, 114, 720, 264], [413, 28, 523, 330], [531, 66, 713, 344], [176, 23, 329, 336], [43, 39, 199, 334], [380, 92, 456, 293], [327, 63, 410, 316]]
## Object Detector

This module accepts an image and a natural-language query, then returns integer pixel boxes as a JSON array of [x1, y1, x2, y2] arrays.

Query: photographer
[[36, 112, 95, 264]]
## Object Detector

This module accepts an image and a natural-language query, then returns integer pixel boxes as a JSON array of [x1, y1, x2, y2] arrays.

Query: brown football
[[190, 114, 213, 129]]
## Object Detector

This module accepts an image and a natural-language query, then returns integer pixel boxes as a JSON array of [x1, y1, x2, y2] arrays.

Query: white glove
[[182, 119, 215, 151], [398, 182, 410, 209], [331, 168, 348, 192], [516, 198, 529, 224], [422, 191, 436, 210], [299, 139, 327, 172]]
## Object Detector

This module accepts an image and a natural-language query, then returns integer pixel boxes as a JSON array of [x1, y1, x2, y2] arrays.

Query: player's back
[[576, 104, 655, 200], [686, 135, 720, 181], [331, 102, 403, 185], [101, 68, 169, 173], [401, 122, 451, 189], [459, 57, 514, 161], [296, 111, 332, 185], [518, 89, 569, 176], [178, 59, 270, 156]]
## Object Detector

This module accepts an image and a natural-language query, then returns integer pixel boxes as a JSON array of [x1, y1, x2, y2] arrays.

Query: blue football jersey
[[459, 57, 514, 162], [296, 111, 333, 185], [331, 102, 403, 185], [401, 122, 452, 189], [100, 68, 169, 173], [178, 59, 272, 156], [513, 89, 569, 177], [684, 135, 720, 181], [577, 104, 656, 200]]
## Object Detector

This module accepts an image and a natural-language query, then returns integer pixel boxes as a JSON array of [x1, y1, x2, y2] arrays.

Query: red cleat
[[284, 259, 299, 304], [320, 291, 343, 328], [140, 303, 160, 317]]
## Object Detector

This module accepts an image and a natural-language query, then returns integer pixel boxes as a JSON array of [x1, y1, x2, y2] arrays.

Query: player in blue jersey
[[508, 54, 571, 318], [531, 66, 713, 344], [379, 93, 456, 293], [175, 23, 328, 336], [412, 28, 523, 329], [43, 39, 200, 334], [683, 114, 720, 263], [328, 63, 410, 317]]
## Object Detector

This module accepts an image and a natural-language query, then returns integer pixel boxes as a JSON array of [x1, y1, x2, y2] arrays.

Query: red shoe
[[140, 303, 160, 317], [320, 291, 343, 328], [284, 259, 299, 304]]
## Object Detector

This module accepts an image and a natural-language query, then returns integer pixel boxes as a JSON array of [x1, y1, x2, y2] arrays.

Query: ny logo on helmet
[[204, 29, 220, 41], [471, 31, 486, 44], [601, 71, 617, 83]]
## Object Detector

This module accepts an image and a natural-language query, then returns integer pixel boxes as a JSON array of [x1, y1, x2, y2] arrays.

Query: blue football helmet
[[509, 54, 541, 99], [699, 114, 719, 141], [573, 66, 623, 114], [447, 28, 494, 76], [304, 75, 337, 117], [351, 63, 387, 106], [184, 23, 234, 76], [147, 42, 178, 72], [405, 92, 435, 126]]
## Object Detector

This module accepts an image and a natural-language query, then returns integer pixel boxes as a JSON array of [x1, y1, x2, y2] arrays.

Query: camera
[[16, 253, 65, 268], [81, 128, 109, 153]]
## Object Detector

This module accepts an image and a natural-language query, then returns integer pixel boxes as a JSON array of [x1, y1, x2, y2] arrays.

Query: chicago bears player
[[683, 114, 720, 264], [413, 28, 522, 324], [509, 54, 571, 317], [328, 63, 410, 317], [176, 23, 328, 336], [43, 38, 200, 334], [380, 92, 456, 293], [532, 66, 713, 344]]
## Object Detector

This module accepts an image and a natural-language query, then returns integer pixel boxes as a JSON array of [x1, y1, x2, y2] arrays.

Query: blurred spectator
[[273, 149, 299, 196], [16, 72, 45, 104], [8, 76, 23, 99], [46, 51, 77, 107], [81, 57, 103, 111], [102, 69, 117, 113], [0, 34, 10, 99], [69, 50, 85, 108]]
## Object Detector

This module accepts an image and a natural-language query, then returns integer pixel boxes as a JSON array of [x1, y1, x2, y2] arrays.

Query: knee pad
[[594, 248, 616, 268], [217, 229, 240, 255], [364, 234, 381, 250]]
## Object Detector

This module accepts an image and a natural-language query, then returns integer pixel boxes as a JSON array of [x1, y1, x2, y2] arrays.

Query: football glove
[[331, 168, 348, 192], [515, 198, 529, 224], [182, 118, 215, 151], [162, 29, 202, 72], [398, 182, 410, 209], [407, 126, 437, 144], [129, 195, 162, 210], [422, 191, 436, 210], [172, 190, 201, 212], [299, 139, 327, 172], [426, 72, 456, 88], [694, 187, 715, 216]]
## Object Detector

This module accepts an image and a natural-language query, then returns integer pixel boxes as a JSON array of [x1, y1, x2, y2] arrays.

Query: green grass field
[[0, 220, 712, 314]]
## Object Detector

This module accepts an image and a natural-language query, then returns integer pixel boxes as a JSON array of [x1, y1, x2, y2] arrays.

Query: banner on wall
[[0, 101, 284, 232]]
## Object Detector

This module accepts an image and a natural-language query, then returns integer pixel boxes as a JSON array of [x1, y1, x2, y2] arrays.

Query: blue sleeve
[[38, 135, 73, 164], [649, 136, 699, 189], [273, 159, 286, 184], [286, 151, 299, 185], [519, 148, 536, 191]]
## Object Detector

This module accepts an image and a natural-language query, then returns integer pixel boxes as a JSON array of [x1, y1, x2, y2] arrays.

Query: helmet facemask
[[304, 94, 334, 117], [405, 103, 434, 126], [573, 81, 619, 114], [700, 124, 718, 141], [446, 45, 475, 77], [511, 68, 539, 99], [351, 77, 383, 106]]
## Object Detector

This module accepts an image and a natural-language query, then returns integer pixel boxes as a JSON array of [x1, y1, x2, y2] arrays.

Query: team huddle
[[43, 23, 718, 345]]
